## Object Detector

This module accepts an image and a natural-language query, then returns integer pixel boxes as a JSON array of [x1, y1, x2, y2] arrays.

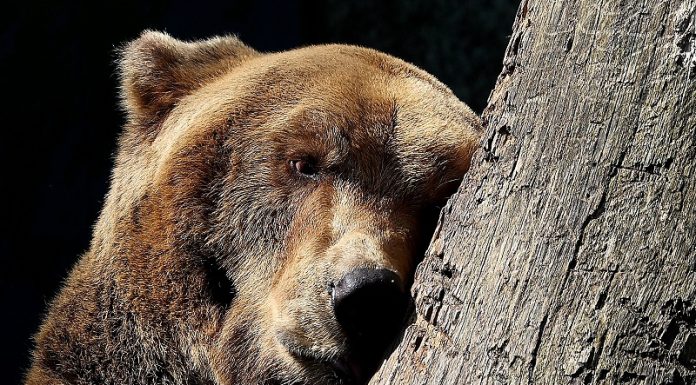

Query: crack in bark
[[562, 181, 608, 287], [527, 311, 549, 384], [563, 148, 628, 285], [613, 156, 673, 176]]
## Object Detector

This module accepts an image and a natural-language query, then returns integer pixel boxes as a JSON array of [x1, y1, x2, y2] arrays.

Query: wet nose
[[332, 268, 408, 344]]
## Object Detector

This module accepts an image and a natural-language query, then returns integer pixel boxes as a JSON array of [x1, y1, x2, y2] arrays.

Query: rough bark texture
[[372, 0, 696, 384]]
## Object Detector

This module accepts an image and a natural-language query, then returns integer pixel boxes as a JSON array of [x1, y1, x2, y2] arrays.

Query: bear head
[[30, 31, 481, 385]]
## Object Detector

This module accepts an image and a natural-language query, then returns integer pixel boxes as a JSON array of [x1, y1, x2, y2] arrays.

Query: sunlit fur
[[26, 31, 481, 385]]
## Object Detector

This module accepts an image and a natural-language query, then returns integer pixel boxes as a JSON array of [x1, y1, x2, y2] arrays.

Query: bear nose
[[332, 268, 408, 344]]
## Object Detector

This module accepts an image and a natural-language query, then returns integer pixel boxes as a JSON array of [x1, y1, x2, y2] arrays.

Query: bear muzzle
[[274, 267, 409, 385]]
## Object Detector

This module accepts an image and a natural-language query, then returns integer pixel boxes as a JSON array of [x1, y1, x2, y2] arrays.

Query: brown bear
[[26, 31, 481, 385]]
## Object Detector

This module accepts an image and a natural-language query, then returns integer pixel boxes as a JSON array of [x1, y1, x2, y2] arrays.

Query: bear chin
[[274, 331, 389, 385]]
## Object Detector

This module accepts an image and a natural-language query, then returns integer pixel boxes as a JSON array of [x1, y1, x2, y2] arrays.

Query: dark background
[[0, 0, 517, 383]]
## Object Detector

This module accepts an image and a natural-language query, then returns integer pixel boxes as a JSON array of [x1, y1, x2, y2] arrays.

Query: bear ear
[[118, 30, 257, 128]]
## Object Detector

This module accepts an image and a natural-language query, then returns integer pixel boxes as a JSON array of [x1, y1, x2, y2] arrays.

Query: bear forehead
[[153, 44, 478, 188]]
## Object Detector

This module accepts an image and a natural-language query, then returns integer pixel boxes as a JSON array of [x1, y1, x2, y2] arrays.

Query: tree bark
[[372, 0, 696, 384]]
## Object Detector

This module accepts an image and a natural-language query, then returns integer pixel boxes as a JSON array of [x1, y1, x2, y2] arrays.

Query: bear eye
[[289, 159, 318, 177]]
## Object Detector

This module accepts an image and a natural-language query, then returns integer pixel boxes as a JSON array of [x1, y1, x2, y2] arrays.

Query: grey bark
[[372, 0, 696, 384]]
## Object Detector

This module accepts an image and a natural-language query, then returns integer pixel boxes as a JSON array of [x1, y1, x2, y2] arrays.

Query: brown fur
[[26, 31, 481, 385]]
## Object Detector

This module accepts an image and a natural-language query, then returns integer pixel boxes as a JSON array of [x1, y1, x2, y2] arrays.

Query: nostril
[[332, 268, 407, 344]]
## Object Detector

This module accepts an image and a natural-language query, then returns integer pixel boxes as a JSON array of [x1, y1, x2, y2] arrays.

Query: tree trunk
[[372, 0, 696, 384]]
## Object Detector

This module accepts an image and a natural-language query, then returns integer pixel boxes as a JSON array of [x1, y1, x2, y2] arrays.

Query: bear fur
[[26, 31, 481, 385]]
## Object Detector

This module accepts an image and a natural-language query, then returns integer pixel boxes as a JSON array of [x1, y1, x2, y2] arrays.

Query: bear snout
[[331, 268, 408, 349]]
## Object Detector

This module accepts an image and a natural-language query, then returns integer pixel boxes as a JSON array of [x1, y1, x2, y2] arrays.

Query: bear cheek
[[269, 250, 335, 331], [266, 185, 337, 334]]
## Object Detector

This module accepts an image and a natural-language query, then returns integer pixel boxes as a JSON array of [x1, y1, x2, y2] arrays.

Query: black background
[[0, 0, 517, 382]]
